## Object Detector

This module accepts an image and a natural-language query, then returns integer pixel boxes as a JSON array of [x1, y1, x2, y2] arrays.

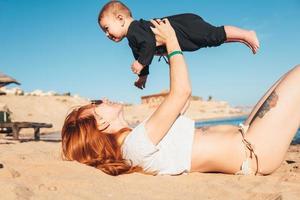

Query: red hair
[[61, 104, 140, 176]]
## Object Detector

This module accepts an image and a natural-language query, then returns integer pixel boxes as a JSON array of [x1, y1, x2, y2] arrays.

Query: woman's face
[[93, 98, 124, 123]]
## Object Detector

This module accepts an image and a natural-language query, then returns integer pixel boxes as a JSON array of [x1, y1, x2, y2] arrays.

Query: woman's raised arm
[[145, 19, 192, 145]]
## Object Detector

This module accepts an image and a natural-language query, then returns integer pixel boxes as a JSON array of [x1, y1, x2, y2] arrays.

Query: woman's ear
[[96, 119, 110, 131]]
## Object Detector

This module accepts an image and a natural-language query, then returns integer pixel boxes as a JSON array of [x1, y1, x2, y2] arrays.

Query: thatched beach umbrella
[[0, 72, 20, 88]]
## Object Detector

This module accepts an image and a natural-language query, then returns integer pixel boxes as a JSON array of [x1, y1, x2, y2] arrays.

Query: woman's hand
[[150, 18, 176, 46]]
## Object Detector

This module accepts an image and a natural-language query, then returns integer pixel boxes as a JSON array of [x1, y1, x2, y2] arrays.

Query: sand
[[0, 140, 299, 199], [0, 94, 299, 199]]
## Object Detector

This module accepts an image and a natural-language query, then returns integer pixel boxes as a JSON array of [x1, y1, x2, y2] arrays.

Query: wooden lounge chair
[[0, 122, 52, 140], [0, 111, 52, 140]]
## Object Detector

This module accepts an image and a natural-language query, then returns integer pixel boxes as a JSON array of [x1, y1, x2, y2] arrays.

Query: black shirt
[[126, 13, 226, 76]]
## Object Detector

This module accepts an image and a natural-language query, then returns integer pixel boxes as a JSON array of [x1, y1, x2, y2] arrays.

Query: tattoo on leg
[[250, 91, 279, 125]]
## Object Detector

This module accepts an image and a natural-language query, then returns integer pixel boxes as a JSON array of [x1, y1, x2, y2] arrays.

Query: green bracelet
[[167, 50, 183, 59]]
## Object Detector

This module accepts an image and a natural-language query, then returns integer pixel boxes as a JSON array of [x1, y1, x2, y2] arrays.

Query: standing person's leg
[[224, 26, 260, 54], [242, 65, 300, 174]]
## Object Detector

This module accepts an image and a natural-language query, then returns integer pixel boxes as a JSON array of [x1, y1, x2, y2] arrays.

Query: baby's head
[[98, 1, 133, 42]]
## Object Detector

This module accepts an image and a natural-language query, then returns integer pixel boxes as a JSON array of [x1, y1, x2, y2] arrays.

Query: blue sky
[[1, 0, 299, 106]]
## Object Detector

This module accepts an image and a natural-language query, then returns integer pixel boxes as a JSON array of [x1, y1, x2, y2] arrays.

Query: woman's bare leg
[[244, 73, 288, 126], [224, 26, 260, 54], [244, 65, 300, 174]]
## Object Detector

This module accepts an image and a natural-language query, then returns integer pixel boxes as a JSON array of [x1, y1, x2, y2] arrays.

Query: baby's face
[[99, 14, 126, 42]]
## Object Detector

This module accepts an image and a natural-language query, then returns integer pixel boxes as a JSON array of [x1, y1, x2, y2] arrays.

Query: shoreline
[[194, 113, 249, 122]]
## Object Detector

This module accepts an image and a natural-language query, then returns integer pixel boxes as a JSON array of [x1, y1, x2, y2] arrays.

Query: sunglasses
[[90, 99, 103, 105]]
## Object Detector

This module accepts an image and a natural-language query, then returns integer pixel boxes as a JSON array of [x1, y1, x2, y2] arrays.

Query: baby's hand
[[134, 75, 148, 90], [131, 60, 144, 75]]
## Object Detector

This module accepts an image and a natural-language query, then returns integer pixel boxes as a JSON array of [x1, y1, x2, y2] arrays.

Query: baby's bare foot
[[246, 30, 260, 54]]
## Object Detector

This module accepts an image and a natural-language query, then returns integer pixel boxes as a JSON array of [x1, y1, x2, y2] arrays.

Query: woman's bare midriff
[[190, 125, 247, 174]]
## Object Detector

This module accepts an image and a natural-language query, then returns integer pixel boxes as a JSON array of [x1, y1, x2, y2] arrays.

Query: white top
[[121, 115, 195, 175]]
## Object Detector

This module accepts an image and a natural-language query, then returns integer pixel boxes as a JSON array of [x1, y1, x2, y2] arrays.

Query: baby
[[98, 1, 259, 89]]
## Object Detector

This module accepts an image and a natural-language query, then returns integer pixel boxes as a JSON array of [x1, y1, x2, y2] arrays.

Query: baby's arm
[[139, 65, 149, 77], [131, 50, 149, 76], [137, 41, 156, 67], [131, 51, 149, 89], [133, 25, 156, 71], [135, 40, 153, 77]]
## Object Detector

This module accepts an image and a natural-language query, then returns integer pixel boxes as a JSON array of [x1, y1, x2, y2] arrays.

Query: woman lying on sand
[[62, 19, 299, 176]]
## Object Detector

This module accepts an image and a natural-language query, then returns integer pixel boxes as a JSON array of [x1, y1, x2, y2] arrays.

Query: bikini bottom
[[235, 123, 259, 175]]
